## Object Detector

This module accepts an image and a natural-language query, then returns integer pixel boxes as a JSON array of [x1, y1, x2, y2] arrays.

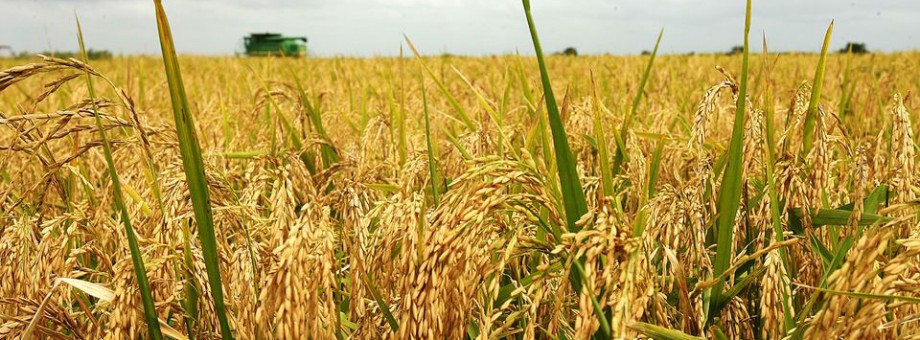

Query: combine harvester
[[243, 33, 307, 57]]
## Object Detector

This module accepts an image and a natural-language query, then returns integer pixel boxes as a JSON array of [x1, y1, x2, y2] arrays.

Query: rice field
[[1, 1, 919, 339]]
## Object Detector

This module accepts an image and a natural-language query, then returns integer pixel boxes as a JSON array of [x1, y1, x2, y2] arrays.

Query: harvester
[[243, 33, 307, 57]]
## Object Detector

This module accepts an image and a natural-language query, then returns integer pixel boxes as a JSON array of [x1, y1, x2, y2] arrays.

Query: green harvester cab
[[243, 33, 307, 57]]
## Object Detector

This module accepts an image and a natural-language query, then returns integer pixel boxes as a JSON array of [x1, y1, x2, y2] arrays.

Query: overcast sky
[[1, 0, 918, 56]]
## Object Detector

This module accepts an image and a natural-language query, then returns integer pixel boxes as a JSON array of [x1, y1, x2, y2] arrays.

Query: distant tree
[[14, 49, 113, 60], [640, 50, 651, 56], [839, 42, 868, 54], [560, 47, 578, 56], [727, 45, 744, 55], [89, 49, 113, 59]]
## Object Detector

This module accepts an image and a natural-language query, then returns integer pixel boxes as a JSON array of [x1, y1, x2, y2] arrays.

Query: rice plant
[[0, 0, 918, 339]]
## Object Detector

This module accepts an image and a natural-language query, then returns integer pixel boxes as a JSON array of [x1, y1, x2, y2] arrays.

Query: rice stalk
[[75, 14, 164, 340], [612, 28, 663, 178], [522, 0, 609, 337], [420, 76, 441, 206], [152, 1, 233, 338], [801, 20, 834, 156], [760, 34, 795, 334], [708, 0, 752, 322]]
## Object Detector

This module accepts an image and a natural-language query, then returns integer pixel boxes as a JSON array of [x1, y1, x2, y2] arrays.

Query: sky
[[1, 0, 918, 57]]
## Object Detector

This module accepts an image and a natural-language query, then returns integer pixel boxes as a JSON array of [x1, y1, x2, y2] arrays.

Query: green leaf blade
[[152, 1, 233, 338], [708, 0, 751, 322], [801, 21, 834, 156]]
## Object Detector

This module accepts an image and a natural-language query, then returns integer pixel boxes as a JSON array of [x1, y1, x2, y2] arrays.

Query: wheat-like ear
[[890, 93, 915, 203]]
